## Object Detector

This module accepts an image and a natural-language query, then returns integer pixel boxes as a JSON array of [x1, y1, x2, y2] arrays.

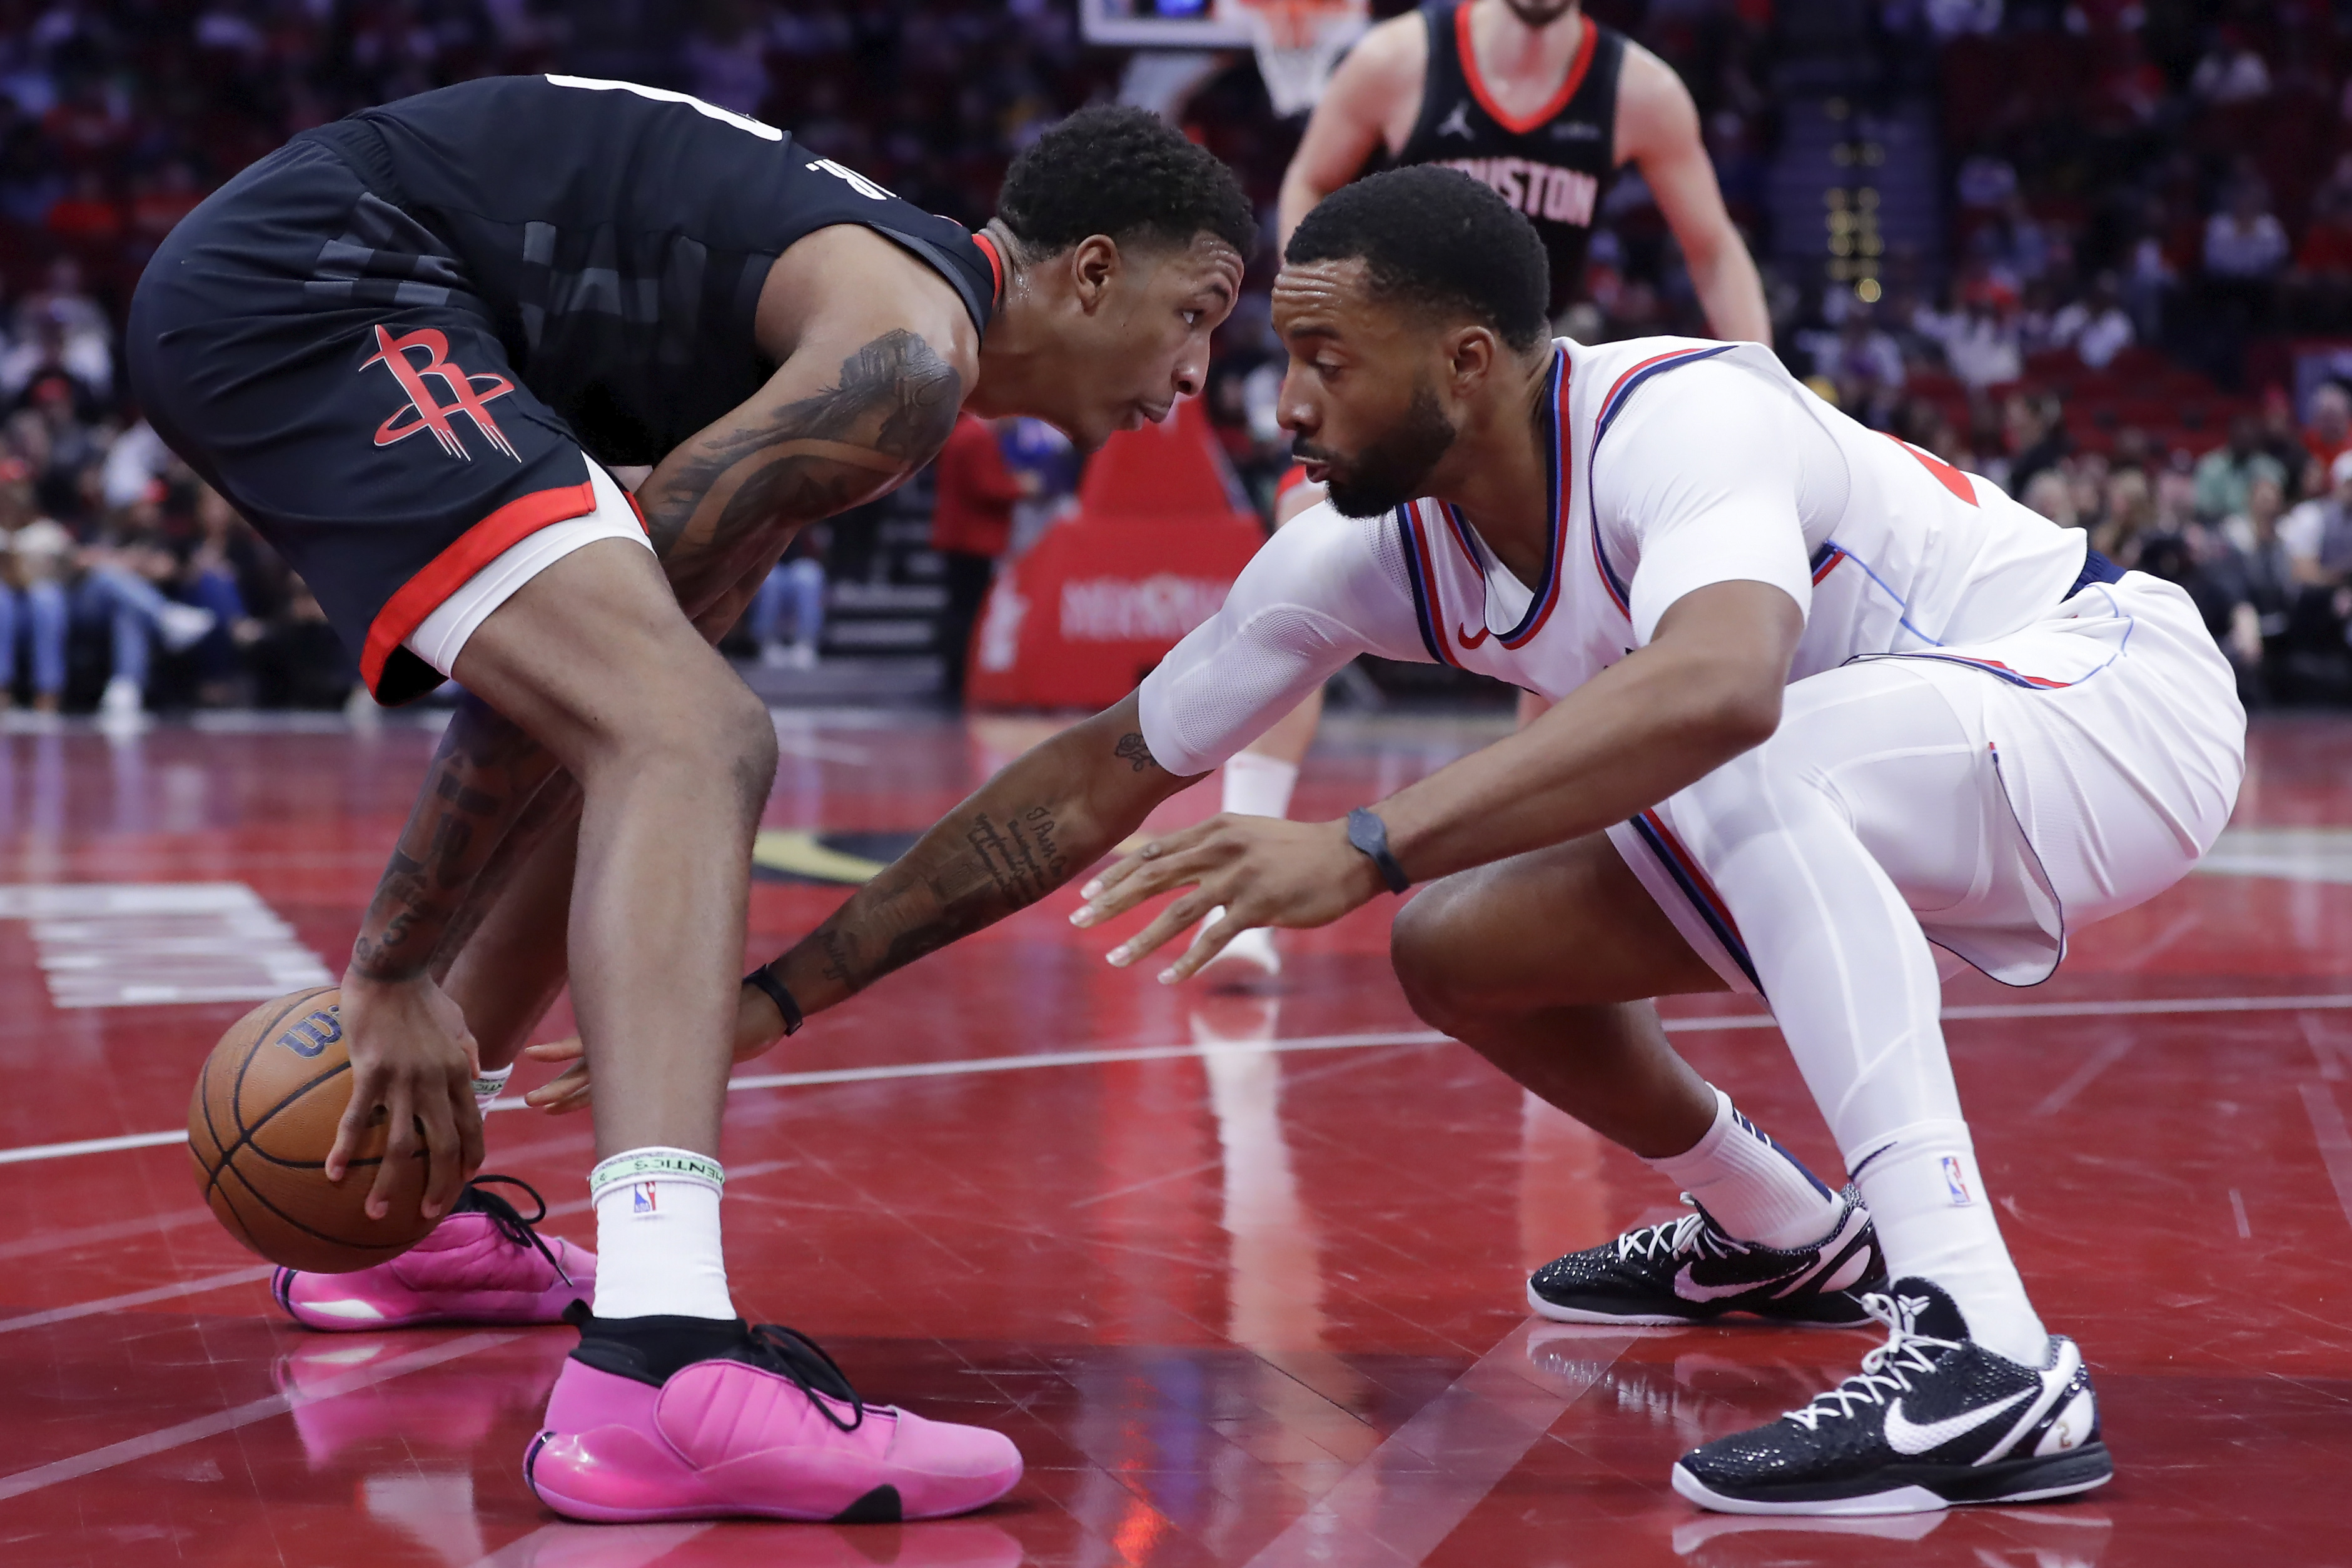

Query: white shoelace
[[1613, 1197, 1754, 1265], [1782, 1291, 1961, 1431]]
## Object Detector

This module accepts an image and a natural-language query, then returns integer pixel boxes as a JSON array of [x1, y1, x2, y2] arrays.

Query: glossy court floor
[[0, 704, 2347, 1568]]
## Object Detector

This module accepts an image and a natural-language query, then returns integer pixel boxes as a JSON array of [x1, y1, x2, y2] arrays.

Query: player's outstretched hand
[[521, 983, 785, 1114], [330, 972, 485, 1222], [1072, 813, 1385, 982]]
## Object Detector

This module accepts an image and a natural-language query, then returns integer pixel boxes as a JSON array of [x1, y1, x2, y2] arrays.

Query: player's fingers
[[324, 1064, 381, 1184], [455, 1075, 487, 1182], [1078, 822, 1214, 903], [1076, 847, 1213, 927], [1163, 907, 1247, 983], [368, 1082, 419, 1221], [523, 1036, 585, 1065], [523, 1062, 592, 1113], [1106, 888, 1215, 970], [415, 1088, 464, 1221]]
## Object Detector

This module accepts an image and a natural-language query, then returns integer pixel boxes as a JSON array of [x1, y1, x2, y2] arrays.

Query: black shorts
[[129, 138, 605, 704]]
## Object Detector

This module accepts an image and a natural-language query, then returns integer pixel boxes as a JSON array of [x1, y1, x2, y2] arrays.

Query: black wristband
[[743, 965, 804, 1036], [1346, 807, 1410, 894]]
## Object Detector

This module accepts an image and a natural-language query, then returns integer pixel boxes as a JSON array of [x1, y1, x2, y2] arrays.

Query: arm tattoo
[[774, 722, 1173, 1003], [641, 330, 963, 613], [1113, 733, 1161, 773], [350, 698, 562, 983]]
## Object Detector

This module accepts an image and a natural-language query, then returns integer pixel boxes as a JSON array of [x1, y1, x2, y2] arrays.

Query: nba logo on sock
[[632, 1184, 656, 1214], [1942, 1156, 1973, 1205]]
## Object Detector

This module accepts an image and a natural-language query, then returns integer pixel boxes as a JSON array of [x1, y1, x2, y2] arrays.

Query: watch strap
[[1346, 807, 1410, 894], [743, 965, 804, 1036]]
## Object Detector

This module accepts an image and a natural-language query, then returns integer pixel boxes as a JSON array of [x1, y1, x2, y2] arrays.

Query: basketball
[[187, 987, 438, 1274]]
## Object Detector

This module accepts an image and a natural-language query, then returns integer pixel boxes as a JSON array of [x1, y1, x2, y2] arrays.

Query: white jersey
[[1139, 336, 2092, 776]]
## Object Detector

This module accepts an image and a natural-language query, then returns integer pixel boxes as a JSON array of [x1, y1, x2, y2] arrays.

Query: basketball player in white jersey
[[533, 168, 2239, 1513], [1208, 0, 1772, 977]]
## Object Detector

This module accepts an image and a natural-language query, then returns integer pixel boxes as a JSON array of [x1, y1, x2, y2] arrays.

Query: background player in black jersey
[[1198, 0, 1774, 979], [129, 79, 1251, 1524]]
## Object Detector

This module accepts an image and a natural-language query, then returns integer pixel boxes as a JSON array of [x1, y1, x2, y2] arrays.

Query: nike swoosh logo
[[1455, 621, 1491, 649], [1884, 1387, 2032, 1455], [1673, 1262, 1807, 1302]]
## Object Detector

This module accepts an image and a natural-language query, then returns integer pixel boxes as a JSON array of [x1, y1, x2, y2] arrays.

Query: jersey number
[[544, 74, 783, 141], [805, 158, 895, 202]]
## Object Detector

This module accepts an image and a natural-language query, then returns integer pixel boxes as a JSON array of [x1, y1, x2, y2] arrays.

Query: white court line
[[2298, 1082, 2352, 1237], [0, 1331, 513, 1502], [0, 1264, 273, 1335], [6, 993, 2348, 1172], [2031, 1035, 2139, 1117]]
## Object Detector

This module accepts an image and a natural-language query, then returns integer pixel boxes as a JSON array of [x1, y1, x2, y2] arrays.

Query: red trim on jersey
[[1403, 505, 1468, 669], [1501, 350, 1575, 646], [971, 232, 1006, 314], [1881, 432, 1979, 507], [1457, 6, 1597, 138], [360, 480, 598, 698]]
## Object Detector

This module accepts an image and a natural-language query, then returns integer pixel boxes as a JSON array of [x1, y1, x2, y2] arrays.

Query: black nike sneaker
[[1672, 1278, 2111, 1515], [1527, 1186, 1885, 1328]]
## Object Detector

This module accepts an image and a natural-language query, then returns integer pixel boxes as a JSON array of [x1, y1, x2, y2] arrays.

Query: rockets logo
[[361, 324, 520, 461]]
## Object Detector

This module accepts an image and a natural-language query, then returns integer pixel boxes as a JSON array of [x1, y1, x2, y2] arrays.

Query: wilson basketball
[[188, 987, 437, 1274]]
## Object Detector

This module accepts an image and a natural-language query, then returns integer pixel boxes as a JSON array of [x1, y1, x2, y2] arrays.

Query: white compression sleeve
[[1138, 503, 1428, 776], [1662, 658, 2048, 1364]]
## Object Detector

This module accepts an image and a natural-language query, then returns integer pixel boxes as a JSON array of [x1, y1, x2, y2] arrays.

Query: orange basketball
[[187, 987, 437, 1274]]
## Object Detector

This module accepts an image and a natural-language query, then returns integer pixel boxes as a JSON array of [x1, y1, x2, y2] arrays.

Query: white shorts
[[1608, 572, 2247, 995], [400, 460, 654, 679]]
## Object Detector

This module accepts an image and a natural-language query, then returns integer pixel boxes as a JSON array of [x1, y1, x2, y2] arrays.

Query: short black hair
[[997, 106, 1255, 259], [1286, 167, 1550, 351]]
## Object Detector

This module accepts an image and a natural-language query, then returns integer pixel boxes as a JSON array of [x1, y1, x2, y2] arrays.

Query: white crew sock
[[1221, 751, 1299, 820], [1850, 1119, 2047, 1364], [588, 1147, 734, 1320], [471, 1063, 513, 1115], [1648, 1087, 1844, 1250]]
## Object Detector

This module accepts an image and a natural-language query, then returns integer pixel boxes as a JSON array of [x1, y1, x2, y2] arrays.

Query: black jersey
[[1393, 1, 1625, 316], [298, 74, 1002, 467]]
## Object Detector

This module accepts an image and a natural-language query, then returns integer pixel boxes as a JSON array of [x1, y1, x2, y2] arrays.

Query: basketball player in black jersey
[[1195, 0, 1770, 980], [129, 78, 1250, 1524]]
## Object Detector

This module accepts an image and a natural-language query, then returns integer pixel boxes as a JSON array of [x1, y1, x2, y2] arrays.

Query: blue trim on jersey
[[1395, 505, 1450, 665], [1587, 344, 1740, 618], [1629, 810, 1764, 993]]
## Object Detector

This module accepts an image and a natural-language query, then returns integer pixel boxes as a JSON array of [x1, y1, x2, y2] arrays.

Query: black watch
[[743, 965, 804, 1035], [1346, 807, 1410, 894]]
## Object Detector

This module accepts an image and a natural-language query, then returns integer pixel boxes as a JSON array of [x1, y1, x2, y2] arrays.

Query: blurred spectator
[[748, 529, 827, 671], [999, 416, 1079, 557], [0, 466, 68, 716], [73, 497, 217, 720], [2304, 383, 2352, 473], [2006, 391, 2069, 499], [930, 413, 1029, 703], [2196, 417, 2291, 523], [2021, 470, 2074, 527], [1802, 313, 1907, 430], [1915, 279, 2022, 391], [2282, 451, 2352, 591], [2096, 468, 2159, 566], [2190, 29, 2272, 106], [2045, 274, 2133, 370], [2206, 473, 2295, 700]]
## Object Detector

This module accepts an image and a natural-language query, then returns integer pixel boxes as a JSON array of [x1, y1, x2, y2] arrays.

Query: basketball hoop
[[1216, 0, 1368, 118]]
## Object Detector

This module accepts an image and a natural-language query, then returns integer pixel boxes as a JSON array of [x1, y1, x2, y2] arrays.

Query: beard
[[1301, 383, 1459, 519], [1502, 0, 1579, 28]]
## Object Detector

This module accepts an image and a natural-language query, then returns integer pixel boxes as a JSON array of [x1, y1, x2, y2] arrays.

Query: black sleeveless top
[[1392, 1, 1626, 316], [301, 76, 1002, 467]]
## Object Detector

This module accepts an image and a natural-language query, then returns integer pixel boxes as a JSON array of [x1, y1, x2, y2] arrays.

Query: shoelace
[[742, 1323, 870, 1434], [1612, 1197, 1754, 1265], [1780, 1291, 1961, 1431], [455, 1174, 573, 1286]]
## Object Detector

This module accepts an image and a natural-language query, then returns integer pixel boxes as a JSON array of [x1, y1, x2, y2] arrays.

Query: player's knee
[[1390, 882, 1488, 1034]]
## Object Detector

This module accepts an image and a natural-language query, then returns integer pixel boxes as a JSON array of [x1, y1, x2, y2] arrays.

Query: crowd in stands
[[7, 1, 2352, 715]]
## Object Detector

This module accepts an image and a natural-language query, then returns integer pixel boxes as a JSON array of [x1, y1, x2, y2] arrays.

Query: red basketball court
[[0, 708, 2345, 1566]]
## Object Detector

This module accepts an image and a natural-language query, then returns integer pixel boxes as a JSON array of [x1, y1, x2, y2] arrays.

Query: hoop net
[[1216, 0, 1368, 118]]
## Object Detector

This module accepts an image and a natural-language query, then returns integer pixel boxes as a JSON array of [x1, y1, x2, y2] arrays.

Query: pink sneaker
[[273, 1176, 593, 1330], [525, 1315, 1023, 1524]]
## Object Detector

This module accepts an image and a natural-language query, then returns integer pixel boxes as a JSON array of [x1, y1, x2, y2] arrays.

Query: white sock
[[1221, 751, 1298, 820], [1850, 1119, 2047, 1364], [472, 1063, 513, 1115], [588, 1147, 734, 1320], [1648, 1087, 1843, 1250]]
